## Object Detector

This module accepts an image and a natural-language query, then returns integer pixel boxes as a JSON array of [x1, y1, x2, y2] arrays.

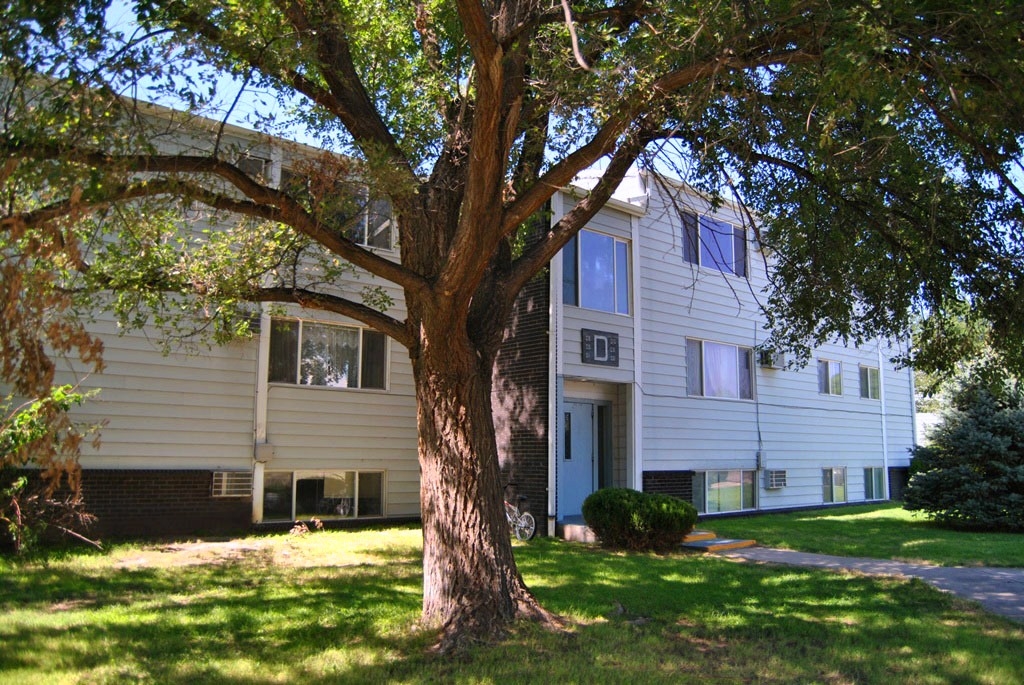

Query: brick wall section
[[642, 470, 694, 502], [888, 466, 910, 501], [493, 271, 550, 528], [80, 469, 251, 539]]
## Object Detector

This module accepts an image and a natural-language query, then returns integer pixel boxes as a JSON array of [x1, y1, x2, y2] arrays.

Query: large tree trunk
[[410, 316, 552, 651]]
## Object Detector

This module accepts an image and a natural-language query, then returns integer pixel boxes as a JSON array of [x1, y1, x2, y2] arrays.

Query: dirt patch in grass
[[104, 526, 424, 570], [112, 539, 277, 569]]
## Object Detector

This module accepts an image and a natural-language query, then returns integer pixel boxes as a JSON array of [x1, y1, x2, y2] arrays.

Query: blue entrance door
[[559, 401, 596, 518]]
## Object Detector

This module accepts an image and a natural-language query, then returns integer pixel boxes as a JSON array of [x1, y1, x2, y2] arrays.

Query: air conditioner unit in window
[[765, 470, 788, 489], [758, 350, 786, 369], [212, 471, 254, 498]]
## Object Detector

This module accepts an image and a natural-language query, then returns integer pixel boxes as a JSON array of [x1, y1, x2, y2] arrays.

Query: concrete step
[[683, 530, 717, 543], [560, 521, 598, 544], [560, 524, 753, 552], [681, 537, 758, 553]]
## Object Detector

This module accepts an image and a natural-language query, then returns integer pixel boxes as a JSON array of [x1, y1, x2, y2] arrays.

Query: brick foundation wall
[[493, 271, 550, 528], [80, 469, 252, 539], [888, 466, 910, 501], [642, 470, 695, 502]]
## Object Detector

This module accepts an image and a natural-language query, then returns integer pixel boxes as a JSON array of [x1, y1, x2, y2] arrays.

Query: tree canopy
[[3, 0, 1024, 647]]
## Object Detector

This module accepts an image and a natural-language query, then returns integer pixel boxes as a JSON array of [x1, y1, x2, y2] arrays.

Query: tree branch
[[921, 95, 1024, 204], [170, 2, 417, 186], [454, 0, 502, 69], [435, 1, 509, 310], [251, 286, 410, 346], [503, 134, 645, 301], [2, 144, 431, 296]]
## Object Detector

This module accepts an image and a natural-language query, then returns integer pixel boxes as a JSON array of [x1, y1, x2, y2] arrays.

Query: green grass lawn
[[704, 502, 1024, 567], [2, 527, 1022, 684]]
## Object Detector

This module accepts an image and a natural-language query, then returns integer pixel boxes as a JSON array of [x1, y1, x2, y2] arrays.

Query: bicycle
[[503, 483, 536, 541]]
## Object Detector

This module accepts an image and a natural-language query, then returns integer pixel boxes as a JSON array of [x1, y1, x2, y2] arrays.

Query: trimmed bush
[[582, 488, 697, 552]]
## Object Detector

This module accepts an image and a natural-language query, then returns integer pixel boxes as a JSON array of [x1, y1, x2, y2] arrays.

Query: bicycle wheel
[[513, 512, 536, 541]]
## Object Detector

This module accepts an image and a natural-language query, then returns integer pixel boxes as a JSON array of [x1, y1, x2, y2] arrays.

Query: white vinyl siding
[[49, 126, 424, 530], [58, 315, 257, 470], [636, 181, 916, 512]]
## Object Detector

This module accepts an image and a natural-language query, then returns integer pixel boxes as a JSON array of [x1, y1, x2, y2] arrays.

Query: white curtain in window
[[301, 324, 360, 387], [704, 342, 738, 398]]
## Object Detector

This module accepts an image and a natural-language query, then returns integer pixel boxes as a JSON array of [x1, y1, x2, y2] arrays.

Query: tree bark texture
[[410, 314, 550, 651]]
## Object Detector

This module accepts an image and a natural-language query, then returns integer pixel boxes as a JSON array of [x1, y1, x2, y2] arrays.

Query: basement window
[[693, 470, 756, 513], [262, 470, 384, 522]]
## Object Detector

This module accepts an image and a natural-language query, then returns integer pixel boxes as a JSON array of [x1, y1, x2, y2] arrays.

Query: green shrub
[[582, 488, 697, 552], [904, 377, 1024, 532]]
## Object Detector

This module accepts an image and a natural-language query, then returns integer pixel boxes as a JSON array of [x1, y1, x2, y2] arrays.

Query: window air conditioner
[[765, 470, 788, 489], [758, 350, 786, 369]]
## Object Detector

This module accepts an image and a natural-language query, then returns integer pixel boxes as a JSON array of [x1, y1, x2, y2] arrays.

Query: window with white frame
[[280, 168, 393, 250], [864, 467, 885, 500], [345, 192, 393, 249], [682, 213, 747, 277], [562, 229, 630, 314], [262, 470, 384, 521], [822, 467, 847, 503], [693, 470, 756, 513], [686, 339, 754, 399], [269, 318, 387, 389], [818, 359, 843, 395], [860, 365, 880, 400]]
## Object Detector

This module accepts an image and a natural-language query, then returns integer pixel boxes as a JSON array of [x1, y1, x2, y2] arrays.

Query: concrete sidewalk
[[718, 547, 1024, 624]]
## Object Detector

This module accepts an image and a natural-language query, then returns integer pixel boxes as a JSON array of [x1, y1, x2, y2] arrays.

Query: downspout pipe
[[877, 342, 890, 499]]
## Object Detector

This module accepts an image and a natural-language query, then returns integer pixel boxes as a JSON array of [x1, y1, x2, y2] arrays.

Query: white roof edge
[[638, 169, 751, 218]]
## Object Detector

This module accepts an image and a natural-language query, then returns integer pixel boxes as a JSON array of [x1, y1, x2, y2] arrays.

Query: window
[[822, 467, 847, 503], [686, 339, 754, 399], [693, 470, 756, 513], [683, 213, 747, 277], [269, 318, 387, 389], [860, 365, 880, 399], [263, 471, 384, 521], [280, 168, 393, 249], [864, 467, 885, 500], [345, 192, 393, 249], [818, 360, 843, 395], [562, 229, 630, 314]]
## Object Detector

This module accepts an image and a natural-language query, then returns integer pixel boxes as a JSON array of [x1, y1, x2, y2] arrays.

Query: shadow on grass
[[0, 556, 431, 683], [1, 535, 1021, 684]]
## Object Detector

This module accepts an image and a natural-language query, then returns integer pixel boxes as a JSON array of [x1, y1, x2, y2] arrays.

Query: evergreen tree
[[905, 376, 1024, 532]]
